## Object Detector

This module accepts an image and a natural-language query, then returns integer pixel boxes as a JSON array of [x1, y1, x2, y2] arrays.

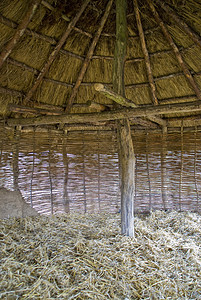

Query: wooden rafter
[[7, 56, 201, 91], [65, 0, 114, 112], [7, 98, 201, 127], [155, 0, 201, 49], [0, 0, 41, 69], [1, 13, 196, 63], [133, 0, 158, 105], [94, 83, 166, 126], [23, 0, 90, 104], [148, 1, 201, 100]]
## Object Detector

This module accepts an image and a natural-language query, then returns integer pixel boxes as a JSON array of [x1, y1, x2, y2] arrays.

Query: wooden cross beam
[[6, 99, 201, 127], [94, 83, 166, 126]]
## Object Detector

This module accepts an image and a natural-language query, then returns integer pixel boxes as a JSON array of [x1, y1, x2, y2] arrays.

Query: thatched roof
[[0, 0, 201, 132]]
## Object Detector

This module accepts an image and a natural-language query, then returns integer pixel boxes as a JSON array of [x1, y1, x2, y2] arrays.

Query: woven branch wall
[[0, 126, 201, 215]]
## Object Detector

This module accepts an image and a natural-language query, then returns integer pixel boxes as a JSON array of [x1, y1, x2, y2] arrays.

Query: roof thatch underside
[[0, 0, 201, 131]]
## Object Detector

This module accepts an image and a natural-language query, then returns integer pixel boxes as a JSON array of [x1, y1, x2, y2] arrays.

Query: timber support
[[114, 0, 135, 237]]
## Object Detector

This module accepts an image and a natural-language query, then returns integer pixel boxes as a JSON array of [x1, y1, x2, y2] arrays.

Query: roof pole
[[114, 0, 135, 237], [0, 0, 41, 69]]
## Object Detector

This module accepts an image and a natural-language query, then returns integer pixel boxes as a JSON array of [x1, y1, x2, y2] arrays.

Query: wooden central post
[[113, 0, 135, 236]]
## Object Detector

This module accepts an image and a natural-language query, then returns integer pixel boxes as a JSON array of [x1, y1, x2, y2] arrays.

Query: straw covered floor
[[0, 211, 200, 299]]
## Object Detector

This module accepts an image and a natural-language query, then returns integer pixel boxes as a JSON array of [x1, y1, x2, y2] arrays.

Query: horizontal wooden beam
[[94, 83, 166, 126], [8, 104, 64, 115], [8, 101, 107, 116], [7, 98, 201, 127]]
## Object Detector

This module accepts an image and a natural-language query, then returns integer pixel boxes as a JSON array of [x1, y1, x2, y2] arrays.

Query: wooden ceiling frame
[[94, 84, 166, 126], [7, 98, 201, 127], [155, 0, 201, 50], [23, 0, 90, 105], [148, 1, 201, 101], [133, 0, 158, 105], [64, 0, 114, 112], [0, 0, 41, 69]]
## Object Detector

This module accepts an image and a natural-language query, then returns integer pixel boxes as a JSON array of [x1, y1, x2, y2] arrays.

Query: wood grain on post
[[114, 0, 135, 237]]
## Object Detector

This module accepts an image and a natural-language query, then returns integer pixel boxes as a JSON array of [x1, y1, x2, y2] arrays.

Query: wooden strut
[[148, 2, 201, 100], [155, 0, 201, 50], [133, 0, 158, 105], [23, 0, 90, 104], [7, 98, 201, 127], [0, 0, 41, 69], [114, 0, 135, 237], [65, 0, 114, 112], [94, 83, 166, 126]]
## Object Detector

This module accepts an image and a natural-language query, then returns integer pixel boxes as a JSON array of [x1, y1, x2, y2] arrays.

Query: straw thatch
[[0, 0, 200, 127], [0, 211, 200, 299]]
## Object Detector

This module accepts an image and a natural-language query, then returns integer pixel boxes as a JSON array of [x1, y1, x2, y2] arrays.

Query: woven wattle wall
[[0, 125, 201, 215]]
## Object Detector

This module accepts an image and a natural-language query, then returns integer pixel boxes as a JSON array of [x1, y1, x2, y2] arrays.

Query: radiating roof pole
[[65, 0, 114, 112], [0, 0, 41, 69], [23, 0, 90, 104], [114, 0, 135, 237], [148, 1, 201, 101], [155, 0, 201, 50]]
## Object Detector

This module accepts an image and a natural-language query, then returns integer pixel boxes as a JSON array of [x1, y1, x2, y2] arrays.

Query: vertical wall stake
[[62, 130, 70, 213], [13, 127, 20, 191], [48, 130, 54, 215], [82, 132, 87, 213], [30, 127, 36, 208], [161, 130, 167, 210], [97, 130, 101, 212], [179, 121, 184, 212], [146, 132, 152, 211], [194, 127, 199, 212]]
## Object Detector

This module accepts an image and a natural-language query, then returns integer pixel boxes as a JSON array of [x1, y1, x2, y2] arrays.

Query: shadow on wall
[[0, 188, 38, 218]]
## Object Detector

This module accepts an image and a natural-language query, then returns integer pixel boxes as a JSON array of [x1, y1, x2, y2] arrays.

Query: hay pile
[[0, 211, 200, 299]]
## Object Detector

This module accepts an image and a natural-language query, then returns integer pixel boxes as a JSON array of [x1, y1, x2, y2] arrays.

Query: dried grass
[[0, 211, 200, 299], [0, 0, 201, 118]]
